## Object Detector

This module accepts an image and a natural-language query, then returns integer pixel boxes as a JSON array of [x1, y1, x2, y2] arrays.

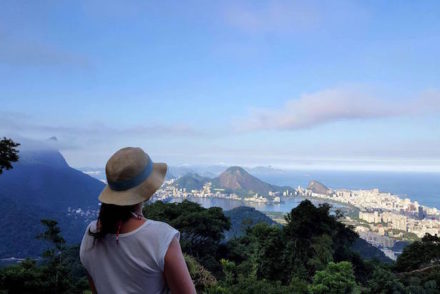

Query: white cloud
[[0, 112, 203, 148], [240, 88, 440, 131]]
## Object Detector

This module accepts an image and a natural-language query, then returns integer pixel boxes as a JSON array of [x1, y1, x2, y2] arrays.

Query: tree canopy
[[396, 234, 440, 272], [0, 219, 87, 293], [1, 200, 440, 293], [143, 200, 230, 274], [0, 137, 19, 175], [309, 261, 359, 294]]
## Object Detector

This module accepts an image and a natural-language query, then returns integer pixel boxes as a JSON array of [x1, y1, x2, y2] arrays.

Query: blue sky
[[1, 0, 440, 171]]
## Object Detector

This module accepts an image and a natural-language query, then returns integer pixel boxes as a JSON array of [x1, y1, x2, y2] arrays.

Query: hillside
[[308, 180, 332, 195], [223, 206, 277, 240], [351, 238, 392, 263], [212, 166, 283, 196], [0, 198, 88, 258], [0, 146, 104, 258], [0, 149, 104, 211], [174, 173, 210, 190]]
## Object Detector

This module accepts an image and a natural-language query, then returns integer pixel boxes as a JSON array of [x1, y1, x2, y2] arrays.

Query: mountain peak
[[174, 173, 210, 190], [224, 166, 248, 174], [19, 149, 69, 168], [308, 180, 331, 195], [214, 166, 277, 196]]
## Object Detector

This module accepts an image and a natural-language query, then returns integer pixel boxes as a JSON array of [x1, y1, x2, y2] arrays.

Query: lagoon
[[169, 196, 348, 213]]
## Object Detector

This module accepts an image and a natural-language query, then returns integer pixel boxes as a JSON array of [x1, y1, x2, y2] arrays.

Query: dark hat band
[[108, 156, 154, 191]]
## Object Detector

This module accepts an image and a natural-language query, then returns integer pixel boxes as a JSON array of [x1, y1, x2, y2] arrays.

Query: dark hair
[[89, 203, 139, 241]]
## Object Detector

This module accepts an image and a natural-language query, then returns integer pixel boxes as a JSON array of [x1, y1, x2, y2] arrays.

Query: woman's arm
[[87, 273, 97, 294], [164, 237, 196, 294]]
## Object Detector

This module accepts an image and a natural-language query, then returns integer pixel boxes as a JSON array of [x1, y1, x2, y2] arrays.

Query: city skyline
[[1, 1, 440, 170]]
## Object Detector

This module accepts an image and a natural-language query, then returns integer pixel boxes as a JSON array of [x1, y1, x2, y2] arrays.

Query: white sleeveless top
[[80, 219, 180, 294]]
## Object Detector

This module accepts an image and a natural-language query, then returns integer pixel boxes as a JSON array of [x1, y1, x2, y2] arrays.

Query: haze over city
[[1, 1, 440, 171]]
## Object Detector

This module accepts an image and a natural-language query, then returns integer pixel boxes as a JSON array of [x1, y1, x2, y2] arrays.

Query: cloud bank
[[0, 113, 202, 151], [241, 88, 440, 131]]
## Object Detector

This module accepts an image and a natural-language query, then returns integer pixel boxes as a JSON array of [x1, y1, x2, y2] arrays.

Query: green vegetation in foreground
[[0, 220, 88, 293], [0, 137, 19, 175], [1, 200, 440, 293]]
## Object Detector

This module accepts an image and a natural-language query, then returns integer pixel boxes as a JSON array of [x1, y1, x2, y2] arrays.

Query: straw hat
[[98, 147, 167, 206]]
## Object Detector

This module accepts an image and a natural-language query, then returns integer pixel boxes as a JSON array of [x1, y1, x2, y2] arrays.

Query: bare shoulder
[[164, 237, 196, 294], [164, 237, 181, 259], [147, 220, 179, 236], [149, 219, 175, 229]]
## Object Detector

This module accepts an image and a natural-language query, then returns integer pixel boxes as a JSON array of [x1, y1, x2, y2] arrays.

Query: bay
[[169, 196, 347, 214], [254, 170, 440, 209]]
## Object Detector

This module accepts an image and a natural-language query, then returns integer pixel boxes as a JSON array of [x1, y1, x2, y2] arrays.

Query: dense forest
[[1, 199, 439, 293]]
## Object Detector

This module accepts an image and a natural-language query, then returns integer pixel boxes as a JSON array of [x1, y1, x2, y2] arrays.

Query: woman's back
[[80, 219, 179, 294]]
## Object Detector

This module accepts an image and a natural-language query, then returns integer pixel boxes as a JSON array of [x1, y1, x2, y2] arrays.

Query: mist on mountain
[[0, 140, 104, 258]]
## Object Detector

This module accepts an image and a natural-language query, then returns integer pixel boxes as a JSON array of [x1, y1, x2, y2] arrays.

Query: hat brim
[[98, 162, 167, 206]]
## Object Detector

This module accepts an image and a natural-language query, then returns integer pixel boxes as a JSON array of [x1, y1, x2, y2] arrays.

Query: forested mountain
[[0, 146, 104, 258], [0, 198, 87, 258], [212, 166, 289, 196], [213, 166, 278, 195], [224, 206, 277, 240], [351, 238, 391, 263], [0, 148, 103, 211], [171, 166, 293, 197], [174, 173, 210, 190]]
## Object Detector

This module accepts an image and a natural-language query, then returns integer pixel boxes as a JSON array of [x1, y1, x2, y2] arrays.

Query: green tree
[[37, 219, 66, 252], [396, 234, 440, 272], [0, 259, 46, 294], [209, 259, 302, 294], [397, 262, 440, 293], [246, 223, 288, 282], [0, 137, 19, 174], [283, 200, 357, 281], [36, 219, 69, 292], [308, 234, 334, 272], [366, 266, 406, 294], [309, 261, 359, 294], [184, 254, 217, 292], [224, 200, 368, 287], [143, 200, 230, 274], [0, 219, 88, 294]]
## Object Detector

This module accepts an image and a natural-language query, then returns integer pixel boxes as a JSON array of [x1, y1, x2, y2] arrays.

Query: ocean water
[[167, 170, 440, 213], [255, 170, 440, 209], [169, 196, 346, 214], [82, 167, 440, 209]]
